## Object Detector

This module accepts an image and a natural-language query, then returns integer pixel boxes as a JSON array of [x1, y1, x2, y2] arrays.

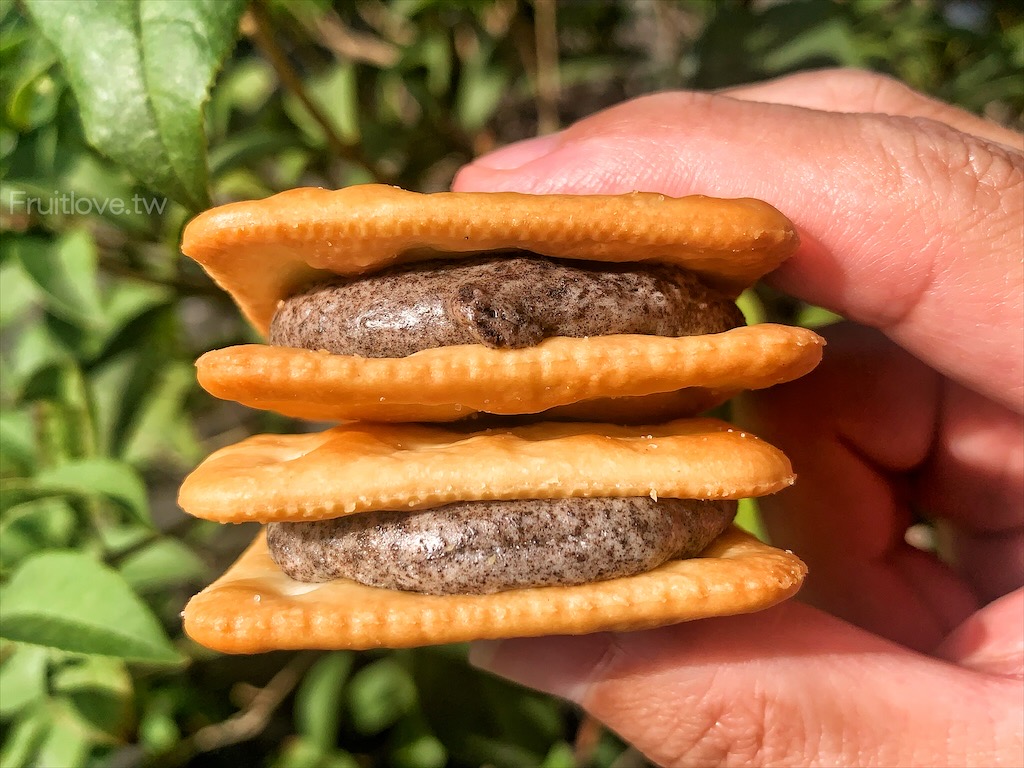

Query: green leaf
[[272, 737, 324, 768], [208, 57, 275, 138], [762, 14, 864, 72], [282, 65, 361, 147], [23, 0, 247, 211], [97, 524, 153, 558], [208, 128, 300, 178], [3, 33, 59, 132], [14, 231, 103, 328], [44, 312, 106, 366], [459, 733, 554, 768], [138, 696, 180, 754], [591, 725, 635, 767], [101, 282, 171, 336], [0, 551, 183, 665], [121, 370, 203, 463], [540, 741, 576, 768], [735, 289, 766, 325], [0, 499, 77, 572], [0, 260, 39, 329], [209, 167, 274, 201], [311, 64, 361, 143], [6, 62, 60, 134], [22, 365, 96, 465], [412, 646, 562, 767], [796, 303, 843, 328], [118, 537, 207, 593], [0, 708, 50, 768], [33, 458, 150, 525], [0, 409, 36, 476], [273, 737, 361, 768], [540, 741, 581, 768], [88, 305, 181, 459], [296, 652, 352, 751], [0, 645, 49, 718], [347, 658, 416, 736], [34, 702, 93, 767], [52, 655, 132, 738], [455, 45, 508, 131], [389, 714, 447, 768], [60, 153, 162, 233], [735, 497, 766, 541]]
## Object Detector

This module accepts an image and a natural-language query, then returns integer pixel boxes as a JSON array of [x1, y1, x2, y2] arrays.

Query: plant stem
[[299, 7, 400, 68], [246, 2, 392, 184], [151, 652, 317, 767], [533, 0, 560, 134]]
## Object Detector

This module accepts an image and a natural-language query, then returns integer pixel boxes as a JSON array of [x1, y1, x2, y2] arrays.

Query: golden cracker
[[196, 324, 824, 422], [181, 185, 798, 333], [178, 418, 795, 524], [183, 526, 807, 652]]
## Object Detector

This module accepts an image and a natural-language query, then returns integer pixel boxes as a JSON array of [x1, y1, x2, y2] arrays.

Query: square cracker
[[180, 186, 798, 334], [183, 526, 807, 652], [178, 418, 795, 523], [196, 324, 824, 422]]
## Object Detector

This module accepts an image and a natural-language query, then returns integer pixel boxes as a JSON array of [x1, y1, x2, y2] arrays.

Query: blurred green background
[[0, 0, 1020, 766]]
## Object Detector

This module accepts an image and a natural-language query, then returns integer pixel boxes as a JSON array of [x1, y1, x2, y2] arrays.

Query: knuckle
[[653, 679, 805, 767], [850, 113, 1023, 329], [856, 110, 1023, 248], [797, 67, 916, 112], [826, 67, 907, 103], [900, 117, 1021, 211]]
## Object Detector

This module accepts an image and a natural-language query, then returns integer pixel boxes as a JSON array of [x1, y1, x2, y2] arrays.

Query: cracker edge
[[180, 186, 799, 333], [183, 526, 806, 652], [194, 324, 825, 422], [176, 417, 797, 523]]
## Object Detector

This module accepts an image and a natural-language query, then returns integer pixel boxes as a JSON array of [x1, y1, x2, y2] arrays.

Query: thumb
[[453, 90, 1024, 412], [469, 602, 1023, 767]]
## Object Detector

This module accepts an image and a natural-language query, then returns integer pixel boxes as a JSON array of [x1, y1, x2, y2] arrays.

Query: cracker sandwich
[[177, 185, 823, 652]]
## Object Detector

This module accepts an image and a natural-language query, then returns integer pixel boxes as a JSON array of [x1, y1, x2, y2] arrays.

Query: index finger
[[453, 91, 1024, 411], [720, 68, 1024, 150]]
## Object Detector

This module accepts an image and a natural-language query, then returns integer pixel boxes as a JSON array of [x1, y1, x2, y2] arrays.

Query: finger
[[735, 323, 980, 650], [470, 603, 1024, 767], [453, 91, 1024, 411], [936, 588, 1024, 678], [938, 521, 1024, 607], [720, 68, 1024, 150], [919, 382, 1024, 603]]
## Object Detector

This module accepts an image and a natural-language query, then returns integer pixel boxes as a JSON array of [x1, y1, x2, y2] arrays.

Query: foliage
[[0, 0, 1020, 766]]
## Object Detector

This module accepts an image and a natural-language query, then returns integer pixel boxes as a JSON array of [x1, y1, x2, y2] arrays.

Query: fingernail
[[468, 635, 610, 703], [471, 133, 563, 170]]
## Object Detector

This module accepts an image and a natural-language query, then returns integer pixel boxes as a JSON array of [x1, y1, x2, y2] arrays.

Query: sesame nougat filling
[[266, 497, 738, 594], [269, 255, 745, 357]]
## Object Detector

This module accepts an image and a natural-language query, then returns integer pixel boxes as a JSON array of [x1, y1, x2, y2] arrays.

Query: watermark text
[[6, 190, 168, 217]]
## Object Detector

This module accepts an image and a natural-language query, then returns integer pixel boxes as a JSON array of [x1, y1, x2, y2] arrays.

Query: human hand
[[453, 69, 1024, 766]]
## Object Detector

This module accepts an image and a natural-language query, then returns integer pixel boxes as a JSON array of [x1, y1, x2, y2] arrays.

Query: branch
[[244, 3, 392, 184], [151, 652, 317, 767], [573, 713, 602, 765], [104, 515, 201, 569], [532, 0, 560, 135], [301, 8, 400, 68], [190, 654, 313, 751]]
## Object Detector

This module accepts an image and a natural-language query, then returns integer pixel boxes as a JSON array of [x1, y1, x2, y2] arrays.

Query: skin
[[453, 69, 1024, 767]]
